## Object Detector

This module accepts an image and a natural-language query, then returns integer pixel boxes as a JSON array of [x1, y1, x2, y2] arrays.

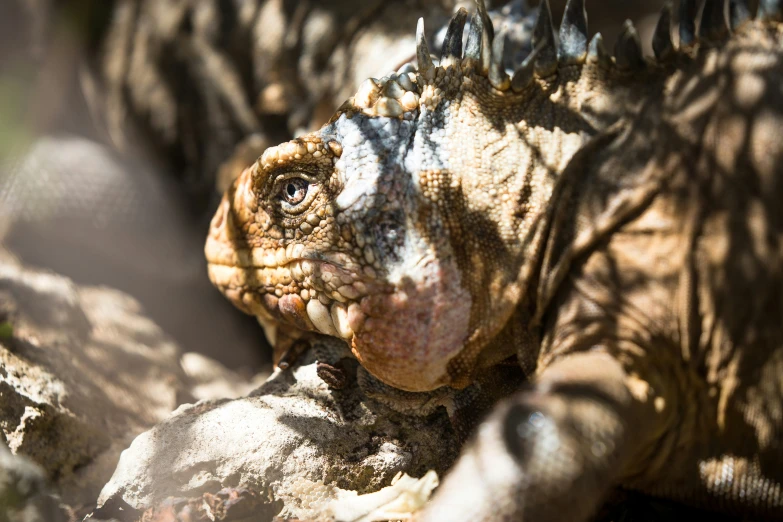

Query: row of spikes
[[681, 0, 782, 45], [416, 0, 783, 93]]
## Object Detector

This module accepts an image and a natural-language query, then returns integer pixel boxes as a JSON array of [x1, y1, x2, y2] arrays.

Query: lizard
[[204, 0, 783, 520]]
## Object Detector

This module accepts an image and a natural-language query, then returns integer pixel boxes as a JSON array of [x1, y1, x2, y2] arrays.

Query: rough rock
[[0, 253, 263, 517], [94, 353, 459, 522]]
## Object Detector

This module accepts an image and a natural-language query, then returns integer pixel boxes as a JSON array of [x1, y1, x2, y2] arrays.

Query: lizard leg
[[415, 351, 649, 522]]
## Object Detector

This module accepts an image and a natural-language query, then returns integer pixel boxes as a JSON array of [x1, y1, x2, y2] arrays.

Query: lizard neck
[[435, 62, 666, 385]]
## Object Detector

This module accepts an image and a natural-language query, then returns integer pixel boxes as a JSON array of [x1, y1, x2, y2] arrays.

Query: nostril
[[211, 199, 229, 230], [213, 210, 225, 229]]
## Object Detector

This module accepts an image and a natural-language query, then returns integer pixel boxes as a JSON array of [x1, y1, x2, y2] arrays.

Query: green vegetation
[[0, 322, 14, 339]]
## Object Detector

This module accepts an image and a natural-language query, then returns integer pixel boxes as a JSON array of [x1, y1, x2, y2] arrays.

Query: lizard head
[[206, 0, 696, 391], [204, 78, 475, 391]]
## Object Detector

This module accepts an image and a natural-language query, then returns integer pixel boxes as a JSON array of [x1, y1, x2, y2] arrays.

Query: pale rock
[[0, 255, 263, 517], [93, 352, 459, 522]]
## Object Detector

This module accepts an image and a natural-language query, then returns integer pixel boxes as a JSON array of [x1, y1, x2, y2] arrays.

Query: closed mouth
[[205, 237, 373, 342]]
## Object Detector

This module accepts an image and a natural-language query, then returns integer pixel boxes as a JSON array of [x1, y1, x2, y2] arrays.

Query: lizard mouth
[[206, 236, 369, 341]]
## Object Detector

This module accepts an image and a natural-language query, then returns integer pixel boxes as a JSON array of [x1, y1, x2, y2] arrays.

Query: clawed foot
[[274, 333, 353, 390]]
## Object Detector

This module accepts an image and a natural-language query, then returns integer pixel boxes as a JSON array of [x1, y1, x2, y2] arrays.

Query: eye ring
[[280, 178, 309, 206]]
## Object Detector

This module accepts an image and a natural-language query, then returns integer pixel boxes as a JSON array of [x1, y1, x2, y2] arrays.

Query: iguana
[[205, 0, 783, 520]]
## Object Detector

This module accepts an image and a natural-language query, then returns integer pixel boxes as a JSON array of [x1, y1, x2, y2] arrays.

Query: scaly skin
[[205, 9, 661, 392], [206, 0, 783, 520]]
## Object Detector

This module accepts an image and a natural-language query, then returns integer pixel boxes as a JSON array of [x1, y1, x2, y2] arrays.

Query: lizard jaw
[[206, 230, 472, 392], [204, 190, 371, 341], [205, 257, 366, 341], [350, 261, 473, 392]]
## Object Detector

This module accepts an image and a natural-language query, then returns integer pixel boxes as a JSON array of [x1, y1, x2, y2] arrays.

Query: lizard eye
[[281, 178, 309, 206]]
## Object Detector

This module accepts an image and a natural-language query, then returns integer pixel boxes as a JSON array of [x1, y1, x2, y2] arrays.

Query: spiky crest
[[330, 0, 776, 124]]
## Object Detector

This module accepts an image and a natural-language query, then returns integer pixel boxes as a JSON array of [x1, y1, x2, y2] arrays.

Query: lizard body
[[206, 0, 783, 519]]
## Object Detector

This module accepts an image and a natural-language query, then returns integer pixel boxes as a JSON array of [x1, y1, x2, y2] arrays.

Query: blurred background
[[0, 0, 673, 375]]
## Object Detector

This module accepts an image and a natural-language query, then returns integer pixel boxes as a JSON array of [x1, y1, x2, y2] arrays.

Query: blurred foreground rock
[[0, 135, 270, 372], [0, 444, 72, 522], [0, 253, 266, 518], [93, 353, 458, 522]]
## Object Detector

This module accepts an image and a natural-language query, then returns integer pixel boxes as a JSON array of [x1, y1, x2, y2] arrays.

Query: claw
[[276, 339, 310, 370]]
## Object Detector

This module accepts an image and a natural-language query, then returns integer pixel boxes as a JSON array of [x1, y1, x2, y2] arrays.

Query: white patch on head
[[327, 101, 453, 211], [323, 107, 457, 286], [335, 176, 377, 211], [384, 227, 434, 286], [405, 102, 452, 176], [331, 118, 375, 210], [328, 115, 414, 211]]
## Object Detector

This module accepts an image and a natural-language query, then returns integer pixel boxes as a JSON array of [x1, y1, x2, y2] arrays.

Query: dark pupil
[[287, 183, 297, 197]]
